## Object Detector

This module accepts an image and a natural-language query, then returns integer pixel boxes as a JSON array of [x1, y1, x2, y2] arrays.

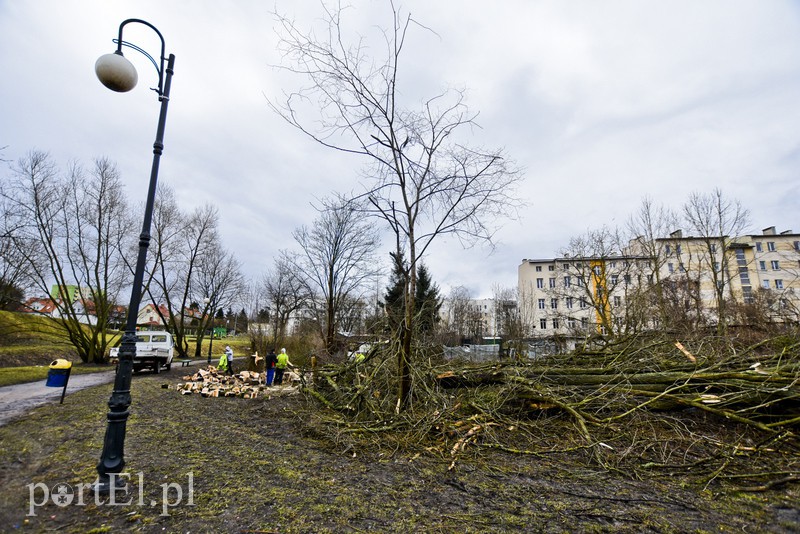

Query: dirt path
[[0, 359, 211, 427], [0, 371, 118, 426]]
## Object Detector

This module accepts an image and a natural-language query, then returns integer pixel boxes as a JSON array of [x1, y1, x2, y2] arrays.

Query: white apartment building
[[439, 297, 499, 338], [519, 226, 799, 338]]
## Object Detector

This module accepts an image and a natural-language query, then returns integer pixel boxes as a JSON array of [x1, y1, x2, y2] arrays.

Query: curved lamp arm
[[95, 18, 168, 96]]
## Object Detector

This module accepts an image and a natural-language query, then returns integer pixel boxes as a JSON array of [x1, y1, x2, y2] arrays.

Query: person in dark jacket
[[264, 348, 278, 386]]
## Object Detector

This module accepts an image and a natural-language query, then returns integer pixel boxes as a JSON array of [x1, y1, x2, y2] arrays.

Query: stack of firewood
[[166, 366, 300, 398]]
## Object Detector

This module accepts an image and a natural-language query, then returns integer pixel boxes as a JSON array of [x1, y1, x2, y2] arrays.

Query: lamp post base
[[91, 474, 129, 496]]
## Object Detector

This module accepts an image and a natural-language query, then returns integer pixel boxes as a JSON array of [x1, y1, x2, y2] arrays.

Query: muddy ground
[[0, 366, 797, 533]]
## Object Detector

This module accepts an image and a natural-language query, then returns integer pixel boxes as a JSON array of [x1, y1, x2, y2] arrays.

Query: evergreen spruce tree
[[384, 252, 407, 332], [415, 263, 442, 335], [384, 252, 441, 336]]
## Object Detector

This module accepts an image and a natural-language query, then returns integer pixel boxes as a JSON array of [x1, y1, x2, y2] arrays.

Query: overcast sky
[[1, 1, 798, 299]]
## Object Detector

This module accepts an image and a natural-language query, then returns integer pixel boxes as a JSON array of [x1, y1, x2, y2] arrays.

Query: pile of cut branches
[[303, 334, 799, 490]]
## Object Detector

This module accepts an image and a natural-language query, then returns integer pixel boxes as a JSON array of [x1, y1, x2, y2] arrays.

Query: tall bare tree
[[258, 252, 310, 351], [682, 189, 750, 334], [625, 196, 679, 328], [1, 151, 132, 362], [145, 193, 234, 358], [290, 197, 380, 355], [272, 3, 523, 407], [490, 284, 533, 357], [0, 193, 28, 310]]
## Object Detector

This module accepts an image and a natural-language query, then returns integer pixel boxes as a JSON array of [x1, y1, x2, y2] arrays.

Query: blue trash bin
[[46, 359, 72, 387]]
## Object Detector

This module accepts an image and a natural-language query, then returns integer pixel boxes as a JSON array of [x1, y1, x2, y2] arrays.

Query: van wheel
[[165, 362, 172, 371], [153, 363, 161, 374]]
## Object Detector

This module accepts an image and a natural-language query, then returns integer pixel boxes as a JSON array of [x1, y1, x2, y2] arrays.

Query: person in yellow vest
[[274, 348, 293, 385], [224, 345, 234, 375], [217, 350, 229, 374]]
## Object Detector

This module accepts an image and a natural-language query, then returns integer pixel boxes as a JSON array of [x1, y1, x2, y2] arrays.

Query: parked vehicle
[[108, 331, 174, 373]]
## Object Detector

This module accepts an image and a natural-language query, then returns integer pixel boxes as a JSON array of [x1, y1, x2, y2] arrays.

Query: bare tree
[[290, 197, 380, 355], [625, 196, 679, 328], [682, 189, 750, 334], [272, 3, 523, 407], [146, 194, 229, 358], [258, 252, 310, 351], [0, 194, 28, 310], [1, 152, 133, 362], [192, 240, 245, 357], [490, 284, 533, 357]]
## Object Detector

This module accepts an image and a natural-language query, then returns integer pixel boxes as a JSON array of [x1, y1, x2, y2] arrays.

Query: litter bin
[[46, 359, 72, 387], [46, 359, 72, 404]]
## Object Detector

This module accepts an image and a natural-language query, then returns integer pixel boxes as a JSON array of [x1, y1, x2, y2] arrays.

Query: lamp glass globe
[[95, 53, 138, 92]]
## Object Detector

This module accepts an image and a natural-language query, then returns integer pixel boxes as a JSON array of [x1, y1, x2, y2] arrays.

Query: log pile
[[166, 366, 302, 398]]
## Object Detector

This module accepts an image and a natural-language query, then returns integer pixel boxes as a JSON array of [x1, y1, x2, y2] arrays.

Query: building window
[[647, 274, 654, 284], [535, 266, 542, 272], [537, 299, 545, 310], [564, 276, 571, 288], [665, 244, 671, 255], [668, 263, 674, 273], [771, 261, 780, 270], [624, 274, 631, 284], [548, 265, 555, 271], [552, 318, 559, 329], [679, 263, 686, 272], [580, 298, 588, 309], [577, 277, 584, 287], [609, 261, 616, 269], [536, 278, 544, 288], [562, 263, 570, 270], [713, 262, 720, 272], [710, 243, 716, 253], [756, 242, 763, 252], [549, 277, 556, 288], [567, 317, 576, 328], [776, 279, 784, 289], [550, 298, 558, 309], [767, 242, 776, 252], [759, 261, 766, 271], [611, 274, 619, 285], [613, 296, 621, 306], [566, 297, 573, 309], [676, 244, 682, 255], [762, 280, 770, 289], [539, 318, 547, 330], [794, 241, 800, 252], [581, 317, 588, 327]]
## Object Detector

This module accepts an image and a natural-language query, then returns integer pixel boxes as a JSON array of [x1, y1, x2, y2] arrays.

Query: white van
[[109, 331, 175, 373]]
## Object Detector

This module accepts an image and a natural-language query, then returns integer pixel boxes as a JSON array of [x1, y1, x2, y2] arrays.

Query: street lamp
[[204, 297, 214, 364], [93, 19, 175, 495]]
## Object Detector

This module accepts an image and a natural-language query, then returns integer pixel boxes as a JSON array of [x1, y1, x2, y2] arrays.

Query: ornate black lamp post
[[93, 19, 175, 495]]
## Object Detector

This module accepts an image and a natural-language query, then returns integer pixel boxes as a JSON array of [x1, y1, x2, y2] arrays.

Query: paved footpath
[[0, 371, 116, 427]]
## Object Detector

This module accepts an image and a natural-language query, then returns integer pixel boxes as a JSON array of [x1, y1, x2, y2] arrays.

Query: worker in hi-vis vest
[[274, 348, 293, 385], [217, 350, 229, 373]]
